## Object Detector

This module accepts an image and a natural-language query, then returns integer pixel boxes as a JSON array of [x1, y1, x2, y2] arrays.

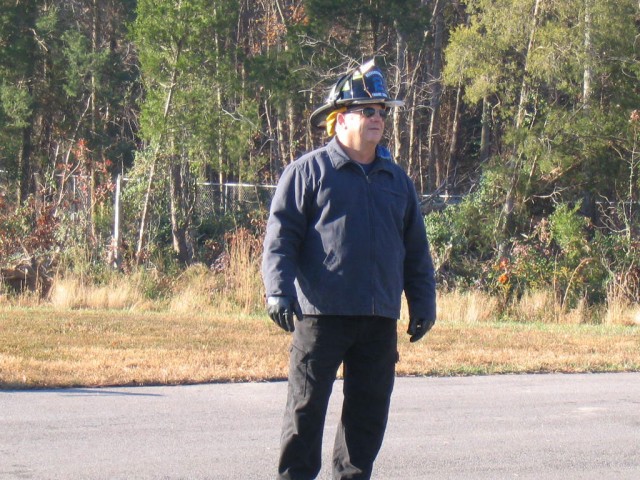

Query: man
[[262, 59, 436, 480]]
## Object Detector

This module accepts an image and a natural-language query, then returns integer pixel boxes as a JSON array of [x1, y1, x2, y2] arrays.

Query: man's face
[[340, 104, 387, 149]]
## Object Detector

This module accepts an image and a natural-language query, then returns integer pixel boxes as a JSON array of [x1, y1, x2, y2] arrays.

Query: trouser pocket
[[288, 343, 310, 397]]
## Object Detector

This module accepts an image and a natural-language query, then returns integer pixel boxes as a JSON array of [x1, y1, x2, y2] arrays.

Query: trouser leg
[[332, 317, 397, 480], [278, 316, 346, 480]]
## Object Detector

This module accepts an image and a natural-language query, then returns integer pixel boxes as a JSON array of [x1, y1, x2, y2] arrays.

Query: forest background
[[1, 0, 640, 325]]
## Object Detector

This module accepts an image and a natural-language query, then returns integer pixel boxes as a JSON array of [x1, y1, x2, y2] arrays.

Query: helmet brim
[[309, 98, 405, 129]]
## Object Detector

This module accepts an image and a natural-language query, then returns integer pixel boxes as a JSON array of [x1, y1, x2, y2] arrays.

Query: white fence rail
[[196, 182, 277, 215], [1, 171, 463, 216]]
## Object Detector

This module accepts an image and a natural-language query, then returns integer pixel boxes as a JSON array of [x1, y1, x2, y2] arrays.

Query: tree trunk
[[277, 116, 287, 167], [480, 96, 491, 162], [18, 120, 33, 205], [109, 174, 122, 269], [287, 98, 295, 164], [217, 84, 225, 186], [583, 0, 593, 108], [265, 99, 277, 182], [305, 92, 313, 154], [16, 3, 37, 206], [427, 0, 446, 191], [581, 0, 596, 223], [501, 0, 543, 256], [393, 23, 406, 162], [214, 26, 226, 188], [89, 0, 100, 250], [407, 76, 418, 181], [446, 83, 463, 193], [516, 0, 543, 129], [169, 157, 194, 265], [135, 154, 157, 264], [407, 34, 428, 184], [136, 45, 182, 264]]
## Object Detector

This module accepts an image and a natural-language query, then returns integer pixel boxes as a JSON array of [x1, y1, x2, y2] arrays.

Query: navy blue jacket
[[262, 137, 436, 321]]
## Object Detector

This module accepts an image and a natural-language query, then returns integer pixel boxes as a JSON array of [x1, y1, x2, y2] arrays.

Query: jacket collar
[[326, 137, 396, 176]]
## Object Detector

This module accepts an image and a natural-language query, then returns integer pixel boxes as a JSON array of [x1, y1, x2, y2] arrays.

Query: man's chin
[[365, 132, 383, 144]]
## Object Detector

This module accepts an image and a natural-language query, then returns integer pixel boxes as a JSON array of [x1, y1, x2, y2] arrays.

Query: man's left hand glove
[[407, 317, 435, 343], [266, 296, 302, 332]]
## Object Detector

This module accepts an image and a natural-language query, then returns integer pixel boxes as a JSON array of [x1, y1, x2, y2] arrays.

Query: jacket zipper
[[366, 170, 376, 316], [356, 162, 377, 316]]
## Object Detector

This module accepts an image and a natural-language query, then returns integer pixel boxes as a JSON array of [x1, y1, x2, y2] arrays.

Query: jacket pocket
[[377, 186, 408, 232]]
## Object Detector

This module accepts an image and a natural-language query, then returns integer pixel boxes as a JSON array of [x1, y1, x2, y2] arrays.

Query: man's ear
[[336, 111, 348, 128]]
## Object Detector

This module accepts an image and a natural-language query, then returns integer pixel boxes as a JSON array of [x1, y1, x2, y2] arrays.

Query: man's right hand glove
[[266, 296, 303, 332]]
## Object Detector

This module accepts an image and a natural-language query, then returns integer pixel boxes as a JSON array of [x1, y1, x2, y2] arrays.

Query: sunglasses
[[347, 107, 390, 119]]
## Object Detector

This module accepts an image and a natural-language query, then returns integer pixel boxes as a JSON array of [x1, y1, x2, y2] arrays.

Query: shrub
[[425, 180, 500, 289]]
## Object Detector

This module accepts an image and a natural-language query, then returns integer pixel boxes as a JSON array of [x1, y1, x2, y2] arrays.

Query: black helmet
[[309, 60, 404, 129]]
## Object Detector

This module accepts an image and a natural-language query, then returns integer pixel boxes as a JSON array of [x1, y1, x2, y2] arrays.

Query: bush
[[426, 180, 500, 290], [425, 196, 635, 311], [0, 197, 59, 296]]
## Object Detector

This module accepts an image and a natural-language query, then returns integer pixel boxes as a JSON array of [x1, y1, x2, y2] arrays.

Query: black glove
[[266, 296, 303, 332], [407, 317, 435, 343]]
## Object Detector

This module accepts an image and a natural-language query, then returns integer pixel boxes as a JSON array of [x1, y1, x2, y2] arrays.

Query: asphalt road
[[1, 373, 639, 479]]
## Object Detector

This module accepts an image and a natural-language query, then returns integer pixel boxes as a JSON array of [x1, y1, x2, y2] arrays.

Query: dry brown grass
[[5, 223, 639, 326], [603, 294, 640, 326], [0, 305, 638, 390], [433, 290, 500, 323], [432, 289, 640, 326], [1, 227, 639, 389], [49, 275, 154, 311], [0, 307, 289, 389], [396, 320, 640, 376], [27, 228, 266, 315]]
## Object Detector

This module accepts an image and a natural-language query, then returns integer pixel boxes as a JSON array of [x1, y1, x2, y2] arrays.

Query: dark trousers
[[277, 315, 398, 480]]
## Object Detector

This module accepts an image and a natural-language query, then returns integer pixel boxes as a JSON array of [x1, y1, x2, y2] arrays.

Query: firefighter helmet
[[309, 59, 404, 129]]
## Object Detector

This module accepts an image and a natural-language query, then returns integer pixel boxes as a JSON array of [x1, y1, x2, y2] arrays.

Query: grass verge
[[1, 306, 638, 389]]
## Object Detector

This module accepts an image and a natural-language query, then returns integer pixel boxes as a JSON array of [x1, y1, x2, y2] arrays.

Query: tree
[[133, 0, 249, 264], [0, 0, 38, 205], [444, 0, 640, 247], [437, 0, 640, 300]]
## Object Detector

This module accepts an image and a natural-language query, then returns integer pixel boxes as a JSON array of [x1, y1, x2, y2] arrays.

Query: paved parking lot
[[1, 373, 639, 479]]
